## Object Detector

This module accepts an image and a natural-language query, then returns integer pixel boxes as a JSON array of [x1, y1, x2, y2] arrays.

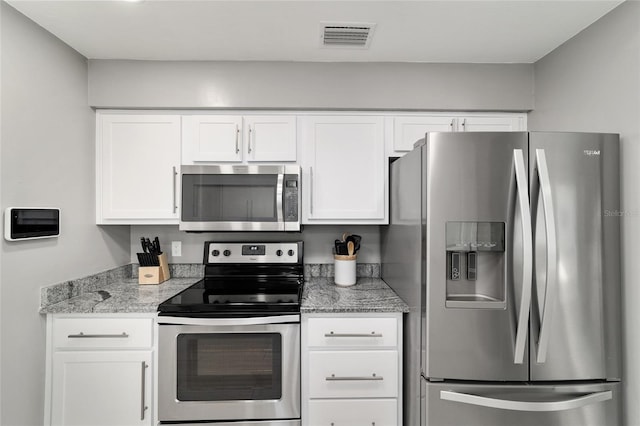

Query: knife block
[[139, 253, 170, 285]]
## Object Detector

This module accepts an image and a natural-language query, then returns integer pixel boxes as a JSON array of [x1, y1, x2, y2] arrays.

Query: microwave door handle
[[276, 173, 284, 224]]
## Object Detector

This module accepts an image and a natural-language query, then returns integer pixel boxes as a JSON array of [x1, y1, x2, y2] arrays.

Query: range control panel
[[205, 242, 301, 264]]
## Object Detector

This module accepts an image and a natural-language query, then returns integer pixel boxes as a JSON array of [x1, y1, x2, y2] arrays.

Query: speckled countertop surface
[[39, 278, 200, 314], [302, 277, 409, 313], [40, 265, 408, 314]]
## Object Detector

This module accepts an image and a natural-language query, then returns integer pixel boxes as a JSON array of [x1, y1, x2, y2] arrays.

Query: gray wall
[[0, 4, 131, 425], [130, 225, 381, 265], [528, 2, 640, 425], [88, 60, 534, 111]]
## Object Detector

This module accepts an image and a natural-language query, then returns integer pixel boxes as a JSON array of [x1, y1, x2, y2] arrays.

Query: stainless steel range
[[157, 241, 303, 426]]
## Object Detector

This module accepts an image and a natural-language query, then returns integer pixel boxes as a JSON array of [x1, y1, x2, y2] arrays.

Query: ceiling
[[6, 0, 624, 63]]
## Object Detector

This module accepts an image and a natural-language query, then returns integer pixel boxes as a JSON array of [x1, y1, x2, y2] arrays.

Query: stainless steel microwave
[[179, 165, 300, 232]]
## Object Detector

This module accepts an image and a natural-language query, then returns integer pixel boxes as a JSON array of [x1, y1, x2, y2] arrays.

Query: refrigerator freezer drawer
[[425, 381, 621, 426], [308, 399, 398, 426], [308, 351, 398, 398]]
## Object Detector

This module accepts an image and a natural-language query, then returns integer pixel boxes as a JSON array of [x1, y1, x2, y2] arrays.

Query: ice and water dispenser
[[445, 222, 506, 309]]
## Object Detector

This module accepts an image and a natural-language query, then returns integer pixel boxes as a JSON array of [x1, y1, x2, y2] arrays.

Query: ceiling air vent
[[320, 22, 376, 48]]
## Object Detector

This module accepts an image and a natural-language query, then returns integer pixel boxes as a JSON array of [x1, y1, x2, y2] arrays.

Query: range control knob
[[276, 250, 283, 257], [223, 250, 231, 257], [288, 249, 295, 257], [212, 250, 220, 257]]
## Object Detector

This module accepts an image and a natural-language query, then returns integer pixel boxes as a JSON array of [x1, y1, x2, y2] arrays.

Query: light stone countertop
[[302, 277, 409, 313], [39, 278, 200, 314], [39, 265, 408, 314]]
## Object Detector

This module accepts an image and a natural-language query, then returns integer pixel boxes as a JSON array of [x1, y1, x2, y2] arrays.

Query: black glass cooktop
[[158, 276, 303, 316]]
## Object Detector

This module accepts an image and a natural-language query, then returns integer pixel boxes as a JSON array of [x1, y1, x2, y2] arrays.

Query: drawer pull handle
[[326, 373, 383, 381], [67, 332, 130, 339], [325, 331, 383, 338]]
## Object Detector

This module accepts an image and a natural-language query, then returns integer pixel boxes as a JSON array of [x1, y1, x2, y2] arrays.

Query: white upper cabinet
[[457, 114, 525, 132], [96, 113, 180, 224], [389, 113, 527, 154], [182, 114, 296, 164], [300, 115, 386, 224], [245, 115, 297, 162], [392, 115, 456, 152], [182, 115, 243, 162]]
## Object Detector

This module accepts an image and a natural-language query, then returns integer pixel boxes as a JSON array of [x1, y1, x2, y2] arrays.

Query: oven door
[[179, 165, 300, 232], [158, 315, 300, 423]]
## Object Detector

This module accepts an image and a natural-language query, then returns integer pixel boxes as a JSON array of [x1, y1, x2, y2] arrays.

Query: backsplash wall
[[130, 225, 381, 264]]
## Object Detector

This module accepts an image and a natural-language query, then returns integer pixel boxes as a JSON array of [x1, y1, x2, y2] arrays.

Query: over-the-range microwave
[[179, 165, 300, 232]]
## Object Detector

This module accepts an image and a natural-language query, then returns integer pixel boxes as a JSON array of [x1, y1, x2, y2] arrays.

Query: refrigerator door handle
[[513, 149, 533, 364], [535, 149, 558, 364], [440, 390, 612, 412]]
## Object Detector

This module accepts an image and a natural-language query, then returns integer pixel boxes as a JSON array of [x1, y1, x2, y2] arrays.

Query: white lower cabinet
[[308, 399, 398, 426], [302, 313, 403, 426], [51, 351, 152, 426], [45, 315, 155, 426]]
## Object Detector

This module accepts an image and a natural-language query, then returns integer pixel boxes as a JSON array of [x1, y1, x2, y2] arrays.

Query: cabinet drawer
[[309, 351, 398, 398], [307, 317, 397, 348], [53, 318, 153, 349], [308, 399, 398, 426]]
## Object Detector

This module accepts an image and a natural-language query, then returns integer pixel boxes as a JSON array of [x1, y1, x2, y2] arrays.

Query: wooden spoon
[[347, 241, 355, 256]]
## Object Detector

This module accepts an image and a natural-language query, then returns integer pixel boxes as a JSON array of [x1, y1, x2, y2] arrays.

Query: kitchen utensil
[[347, 241, 355, 256], [334, 239, 348, 255], [345, 234, 361, 253], [140, 236, 162, 255]]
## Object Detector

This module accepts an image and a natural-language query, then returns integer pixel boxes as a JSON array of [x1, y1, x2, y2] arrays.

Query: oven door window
[[176, 333, 282, 401], [182, 174, 278, 222]]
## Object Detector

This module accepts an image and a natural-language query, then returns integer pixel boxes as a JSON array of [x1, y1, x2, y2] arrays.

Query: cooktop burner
[[158, 242, 304, 317]]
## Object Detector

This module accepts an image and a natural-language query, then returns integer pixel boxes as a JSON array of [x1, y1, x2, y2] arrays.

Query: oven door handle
[[157, 314, 300, 326]]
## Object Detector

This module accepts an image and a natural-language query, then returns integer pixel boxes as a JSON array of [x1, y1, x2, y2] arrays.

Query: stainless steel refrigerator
[[382, 132, 622, 426]]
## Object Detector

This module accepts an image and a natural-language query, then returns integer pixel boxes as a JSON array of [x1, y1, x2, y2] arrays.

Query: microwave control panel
[[284, 175, 299, 222]]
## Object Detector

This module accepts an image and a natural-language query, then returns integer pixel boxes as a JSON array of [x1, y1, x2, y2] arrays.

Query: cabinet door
[[393, 115, 456, 151], [98, 114, 180, 223], [51, 351, 152, 426], [183, 115, 243, 162], [458, 115, 524, 132], [301, 116, 386, 223], [245, 115, 296, 162]]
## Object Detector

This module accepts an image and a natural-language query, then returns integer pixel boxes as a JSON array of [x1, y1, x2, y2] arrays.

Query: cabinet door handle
[[324, 332, 383, 338], [449, 119, 454, 130], [172, 166, 178, 214], [140, 362, 148, 420], [461, 118, 467, 130], [309, 166, 314, 216], [326, 373, 383, 381], [235, 125, 240, 154], [67, 332, 129, 339], [248, 126, 253, 154]]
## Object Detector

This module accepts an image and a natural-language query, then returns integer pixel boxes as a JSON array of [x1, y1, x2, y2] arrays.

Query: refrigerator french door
[[382, 131, 621, 426]]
